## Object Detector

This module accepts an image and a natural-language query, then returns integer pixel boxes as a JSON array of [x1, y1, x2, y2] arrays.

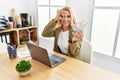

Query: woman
[[42, 6, 83, 60]]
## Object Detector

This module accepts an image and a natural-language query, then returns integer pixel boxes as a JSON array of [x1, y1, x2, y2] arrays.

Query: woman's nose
[[64, 17, 68, 21]]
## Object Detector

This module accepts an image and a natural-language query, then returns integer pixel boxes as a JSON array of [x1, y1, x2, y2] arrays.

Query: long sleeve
[[42, 20, 57, 37], [69, 40, 82, 56], [68, 28, 83, 60]]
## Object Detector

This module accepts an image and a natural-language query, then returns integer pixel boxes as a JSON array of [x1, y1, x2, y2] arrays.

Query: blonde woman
[[42, 6, 83, 60]]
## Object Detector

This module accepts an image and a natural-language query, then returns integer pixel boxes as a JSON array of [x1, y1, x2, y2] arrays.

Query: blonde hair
[[54, 6, 77, 30]]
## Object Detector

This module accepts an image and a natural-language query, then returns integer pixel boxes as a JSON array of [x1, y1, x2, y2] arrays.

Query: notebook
[[26, 42, 66, 68]]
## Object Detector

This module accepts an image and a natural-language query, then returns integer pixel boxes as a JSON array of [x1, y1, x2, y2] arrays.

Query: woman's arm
[[68, 31, 83, 57], [69, 40, 82, 57], [42, 20, 57, 37]]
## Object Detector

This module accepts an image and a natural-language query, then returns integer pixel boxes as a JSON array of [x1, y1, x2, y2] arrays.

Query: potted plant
[[16, 60, 32, 76], [20, 38, 25, 45]]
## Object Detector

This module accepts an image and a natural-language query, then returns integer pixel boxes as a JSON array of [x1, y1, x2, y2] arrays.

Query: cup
[[72, 23, 83, 35], [72, 20, 88, 35], [7, 45, 17, 59]]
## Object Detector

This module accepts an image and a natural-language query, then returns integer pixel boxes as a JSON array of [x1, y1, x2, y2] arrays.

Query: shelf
[[0, 26, 39, 48], [0, 26, 37, 33]]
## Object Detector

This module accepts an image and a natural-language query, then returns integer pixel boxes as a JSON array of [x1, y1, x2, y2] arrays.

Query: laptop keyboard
[[50, 54, 65, 66], [50, 59, 59, 65], [50, 55, 60, 65], [50, 54, 60, 59]]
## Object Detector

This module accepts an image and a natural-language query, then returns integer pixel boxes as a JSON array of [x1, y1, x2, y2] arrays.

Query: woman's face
[[61, 10, 71, 28]]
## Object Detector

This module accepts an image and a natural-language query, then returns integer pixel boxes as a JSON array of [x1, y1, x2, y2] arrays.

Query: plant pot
[[19, 70, 30, 77], [16, 60, 32, 76], [20, 41, 25, 45]]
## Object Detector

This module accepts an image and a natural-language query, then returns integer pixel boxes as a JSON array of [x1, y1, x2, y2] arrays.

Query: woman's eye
[[60, 15, 63, 18], [67, 15, 70, 18]]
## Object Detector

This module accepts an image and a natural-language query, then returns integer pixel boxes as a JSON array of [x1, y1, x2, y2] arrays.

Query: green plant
[[20, 38, 25, 42], [16, 60, 32, 73]]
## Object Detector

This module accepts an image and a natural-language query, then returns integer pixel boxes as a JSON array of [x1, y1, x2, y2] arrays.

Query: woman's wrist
[[69, 39, 76, 43], [72, 40, 76, 43]]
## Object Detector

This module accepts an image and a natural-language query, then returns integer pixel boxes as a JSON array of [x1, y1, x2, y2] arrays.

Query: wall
[[27, 0, 38, 26], [69, 0, 94, 40], [0, 0, 38, 26]]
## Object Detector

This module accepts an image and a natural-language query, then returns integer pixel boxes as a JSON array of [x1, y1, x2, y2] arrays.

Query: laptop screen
[[26, 43, 52, 67], [26, 43, 66, 68]]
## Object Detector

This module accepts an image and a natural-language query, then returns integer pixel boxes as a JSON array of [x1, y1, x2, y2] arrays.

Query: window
[[91, 0, 120, 58], [37, 0, 68, 37]]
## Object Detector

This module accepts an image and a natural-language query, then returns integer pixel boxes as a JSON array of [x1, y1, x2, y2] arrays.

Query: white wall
[[27, 0, 38, 26], [0, 0, 38, 25], [69, 0, 94, 40]]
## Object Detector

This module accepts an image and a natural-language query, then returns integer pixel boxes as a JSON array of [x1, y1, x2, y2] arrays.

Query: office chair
[[80, 39, 92, 63]]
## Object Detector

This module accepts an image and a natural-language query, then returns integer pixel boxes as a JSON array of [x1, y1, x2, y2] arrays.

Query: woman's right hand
[[54, 9, 65, 22]]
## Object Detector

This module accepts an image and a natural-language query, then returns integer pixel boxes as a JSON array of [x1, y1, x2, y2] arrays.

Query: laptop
[[26, 42, 66, 68]]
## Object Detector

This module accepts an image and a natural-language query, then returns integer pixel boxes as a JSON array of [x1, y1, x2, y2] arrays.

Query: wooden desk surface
[[0, 52, 119, 80]]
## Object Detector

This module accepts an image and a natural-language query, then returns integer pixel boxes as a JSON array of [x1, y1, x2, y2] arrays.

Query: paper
[[17, 47, 30, 58]]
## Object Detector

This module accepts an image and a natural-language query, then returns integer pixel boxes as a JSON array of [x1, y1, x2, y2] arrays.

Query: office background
[[0, 0, 92, 40], [0, 0, 120, 74]]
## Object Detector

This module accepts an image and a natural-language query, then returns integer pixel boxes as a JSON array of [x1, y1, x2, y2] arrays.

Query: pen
[[7, 44, 14, 49], [15, 45, 18, 49]]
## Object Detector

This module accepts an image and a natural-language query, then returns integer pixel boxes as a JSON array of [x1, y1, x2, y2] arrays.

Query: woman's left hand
[[72, 31, 83, 43]]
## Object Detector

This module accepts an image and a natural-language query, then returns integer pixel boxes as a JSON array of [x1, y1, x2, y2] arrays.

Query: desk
[[0, 52, 119, 80]]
